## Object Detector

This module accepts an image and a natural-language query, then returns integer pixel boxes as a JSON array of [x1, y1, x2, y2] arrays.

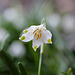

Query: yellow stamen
[[36, 28, 39, 30], [33, 30, 37, 34], [36, 33, 38, 36], [33, 28, 42, 39], [34, 33, 37, 37], [36, 35, 39, 40], [24, 30, 28, 33], [36, 34, 39, 40], [33, 28, 39, 34], [39, 30, 41, 32], [48, 39, 51, 43], [39, 33, 42, 38], [38, 34, 39, 38], [21, 36, 25, 40], [34, 46, 37, 51]]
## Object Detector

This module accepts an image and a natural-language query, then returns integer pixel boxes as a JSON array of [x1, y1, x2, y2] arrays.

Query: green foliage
[[67, 68, 72, 75], [61, 72, 67, 75], [0, 50, 20, 75], [18, 62, 28, 75], [61, 68, 72, 75]]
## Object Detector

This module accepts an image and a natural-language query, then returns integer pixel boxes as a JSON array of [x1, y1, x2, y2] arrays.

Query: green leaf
[[0, 33, 10, 50], [67, 68, 72, 75], [61, 68, 72, 75], [18, 62, 28, 75], [61, 72, 67, 75], [0, 50, 20, 75]]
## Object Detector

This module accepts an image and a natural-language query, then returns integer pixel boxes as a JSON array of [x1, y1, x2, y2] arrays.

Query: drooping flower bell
[[19, 24, 52, 51]]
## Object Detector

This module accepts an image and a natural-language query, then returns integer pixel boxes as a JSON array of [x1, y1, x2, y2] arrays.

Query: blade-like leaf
[[18, 62, 28, 75], [61, 72, 67, 75], [67, 68, 72, 75], [0, 50, 20, 75], [0, 33, 10, 50]]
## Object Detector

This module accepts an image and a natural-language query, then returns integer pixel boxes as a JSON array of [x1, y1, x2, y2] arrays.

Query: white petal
[[38, 24, 44, 29], [23, 25, 37, 33], [32, 37, 42, 51], [39, 24, 44, 27], [19, 25, 37, 42], [19, 33, 34, 42], [42, 30, 52, 44]]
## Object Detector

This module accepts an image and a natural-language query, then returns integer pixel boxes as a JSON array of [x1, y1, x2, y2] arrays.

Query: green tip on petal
[[48, 39, 51, 43], [21, 36, 25, 40], [24, 30, 28, 33], [34, 46, 37, 51]]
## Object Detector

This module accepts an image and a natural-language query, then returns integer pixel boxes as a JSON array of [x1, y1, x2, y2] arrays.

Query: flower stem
[[38, 43, 44, 75], [41, 18, 46, 27]]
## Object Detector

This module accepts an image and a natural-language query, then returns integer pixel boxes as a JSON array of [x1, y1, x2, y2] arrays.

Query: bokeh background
[[0, 0, 75, 75]]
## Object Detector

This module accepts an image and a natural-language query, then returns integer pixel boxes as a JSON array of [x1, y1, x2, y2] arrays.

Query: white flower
[[19, 24, 52, 51]]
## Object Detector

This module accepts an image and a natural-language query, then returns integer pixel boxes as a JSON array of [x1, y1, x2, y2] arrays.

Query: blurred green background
[[0, 0, 75, 75]]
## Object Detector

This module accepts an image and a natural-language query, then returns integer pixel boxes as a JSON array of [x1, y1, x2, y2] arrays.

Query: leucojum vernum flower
[[19, 18, 52, 75], [19, 22, 52, 51]]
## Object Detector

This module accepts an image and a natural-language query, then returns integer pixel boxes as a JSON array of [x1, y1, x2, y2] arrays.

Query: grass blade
[[18, 62, 28, 75], [0, 50, 20, 75]]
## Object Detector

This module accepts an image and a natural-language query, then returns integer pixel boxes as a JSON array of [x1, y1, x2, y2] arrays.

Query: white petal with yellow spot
[[19, 25, 37, 42], [19, 33, 34, 42], [42, 30, 52, 44], [23, 25, 37, 34], [32, 37, 42, 51]]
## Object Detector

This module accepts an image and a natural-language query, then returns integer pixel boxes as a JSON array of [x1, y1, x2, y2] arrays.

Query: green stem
[[41, 18, 46, 27], [38, 18, 45, 75], [38, 43, 44, 75]]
